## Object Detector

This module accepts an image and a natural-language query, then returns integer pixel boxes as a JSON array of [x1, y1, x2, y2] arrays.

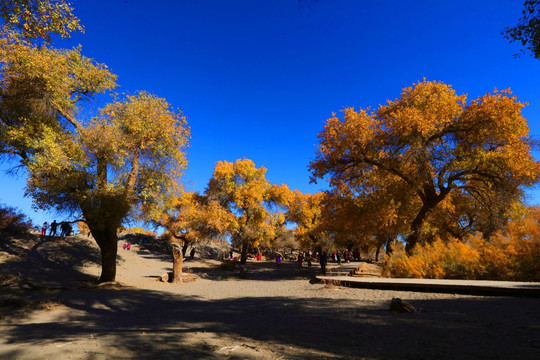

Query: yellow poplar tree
[[0, 28, 189, 282], [153, 190, 234, 282], [310, 80, 540, 254], [286, 191, 329, 251], [205, 159, 291, 263]]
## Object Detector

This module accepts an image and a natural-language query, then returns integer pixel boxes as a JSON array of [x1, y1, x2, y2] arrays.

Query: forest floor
[[0, 233, 539, 359]]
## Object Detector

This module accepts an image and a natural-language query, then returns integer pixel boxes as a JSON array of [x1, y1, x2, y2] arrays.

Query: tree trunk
[[93, 227, 119, 282], [182, 241, 189, 257], [405, 199, 440, 255], [171, 242, 184, 283], [385, 238, 393, 256], [375, 244, 381, 262], [240, 239, 249, 264]]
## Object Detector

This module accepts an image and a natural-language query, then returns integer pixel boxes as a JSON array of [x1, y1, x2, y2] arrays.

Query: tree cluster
[[1, 1, 539, 283]]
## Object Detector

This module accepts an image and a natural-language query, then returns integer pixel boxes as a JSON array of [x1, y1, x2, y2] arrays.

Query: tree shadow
[[182, 260, 323, 282], [1, 284, 539, 359], [0, 233, 101, 289]]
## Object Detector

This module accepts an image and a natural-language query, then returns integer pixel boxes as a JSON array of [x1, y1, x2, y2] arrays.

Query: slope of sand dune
[[1, 234, 539, 359]]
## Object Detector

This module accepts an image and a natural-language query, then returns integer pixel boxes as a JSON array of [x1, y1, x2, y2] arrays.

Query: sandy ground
[[1, 234, 539, 359]]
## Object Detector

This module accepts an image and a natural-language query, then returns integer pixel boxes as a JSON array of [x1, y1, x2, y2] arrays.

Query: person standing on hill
[[60, 222, 72, 237], [49, 220, 58, 237], [41, 222, 48, 237]]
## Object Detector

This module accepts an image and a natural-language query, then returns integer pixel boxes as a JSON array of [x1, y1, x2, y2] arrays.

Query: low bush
[[384, 207, 540, 281], [0, 204, 33, 236]]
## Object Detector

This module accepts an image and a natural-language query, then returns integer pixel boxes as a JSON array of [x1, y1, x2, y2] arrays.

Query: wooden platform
[[316, 274, 540, 297]]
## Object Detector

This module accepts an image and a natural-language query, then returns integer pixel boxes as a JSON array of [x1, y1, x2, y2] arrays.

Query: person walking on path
[[319, 251, 328, 275], [336, 251, 342, 265], [276, 254, 281, 268], [297, 252, 304, 268]]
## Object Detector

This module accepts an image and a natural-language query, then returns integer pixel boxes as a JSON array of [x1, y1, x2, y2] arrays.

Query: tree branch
[[55, 105, 84, 132]]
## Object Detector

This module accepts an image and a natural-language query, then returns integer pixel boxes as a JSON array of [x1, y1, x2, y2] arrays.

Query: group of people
[[296, 250, 329, 275], [297, 250, 325, 268], [41, 220, 73, 238], [291, 249, 359, 276], [330, 249, 360, 264]]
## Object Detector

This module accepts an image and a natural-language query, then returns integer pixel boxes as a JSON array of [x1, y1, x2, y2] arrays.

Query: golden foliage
[[286, 191, 327, 249], [206, 159, 291, 259], [0, 3, 189, 282], [310, 80, 540, 252], [0, 0, 83, 42], [156, 190, 235, 245], [384, 207, 540, 281]]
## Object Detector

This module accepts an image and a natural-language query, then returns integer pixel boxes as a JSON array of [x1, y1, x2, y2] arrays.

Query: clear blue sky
[[2, 0, 540, 227]]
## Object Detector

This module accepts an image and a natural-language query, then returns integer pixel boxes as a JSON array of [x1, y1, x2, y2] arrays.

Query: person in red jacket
[[297, 252, 304, 268]]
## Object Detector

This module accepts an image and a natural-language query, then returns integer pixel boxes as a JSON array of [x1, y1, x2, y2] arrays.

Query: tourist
[[49, 220, 58, 237], [41, 222, 48, 237], [297, 252, 304, 268], [319, 251, 328, 275], [60, 222, 72, 237]]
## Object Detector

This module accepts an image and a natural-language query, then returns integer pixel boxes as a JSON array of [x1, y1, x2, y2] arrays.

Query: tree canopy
[[286, 191, 329, 251], [0, 13, 189, 281], [503, 0, 540, 59], [310, 79, 540, 254], [205, 158, 291, 263], [151, 190, 234, 282], [0, 0, 82, 42]]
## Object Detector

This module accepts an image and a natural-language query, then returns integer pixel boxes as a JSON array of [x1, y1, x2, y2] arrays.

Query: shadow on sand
[[1, 283, 539, 359], [2, 233, 539, 359]]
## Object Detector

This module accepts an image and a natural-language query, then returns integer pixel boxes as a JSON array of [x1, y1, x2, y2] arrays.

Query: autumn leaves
[[1, 2, 539, 282], [310, 79, 540, 255]]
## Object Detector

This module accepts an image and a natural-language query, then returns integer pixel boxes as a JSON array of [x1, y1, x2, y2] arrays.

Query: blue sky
[[2, 0, 540, 227]]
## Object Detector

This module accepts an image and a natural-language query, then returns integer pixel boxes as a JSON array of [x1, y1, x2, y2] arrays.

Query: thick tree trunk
[[171, 242, 184, 283], [240, 239, 249, 264], [405, 198, 442, 255], [93, 227, 119, 282], [405, 210, 428, 255], [375, 244, 381, 262]]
